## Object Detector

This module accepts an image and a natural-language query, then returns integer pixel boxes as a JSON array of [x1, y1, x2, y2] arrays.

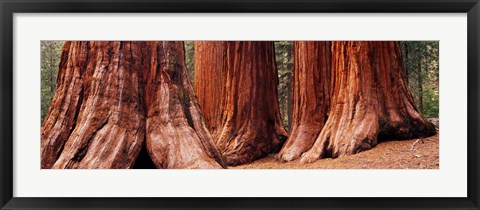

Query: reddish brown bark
[[300, 41, 436, 163], [50, 41, 147, 169], [145, 42, 225, 169], [41, 41, 83, 169], [41, 41, 225, 169], [214, 41, 288, 166], [193, 41, 226, 135], [276, 41, 331, 162]]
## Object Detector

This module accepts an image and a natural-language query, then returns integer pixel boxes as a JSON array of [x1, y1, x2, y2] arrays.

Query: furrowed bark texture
[[193, 41, 226, 135], [276, 41, 331, 162], [42, 41, 225, 169], [51, 41, 146, 169], [145, 42, 225, 169], [41, 41, 81, 169], [215, 41, 288, 166], [300, 41, 436, 163]]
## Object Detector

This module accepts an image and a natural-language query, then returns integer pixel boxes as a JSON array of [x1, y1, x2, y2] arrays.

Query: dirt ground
[[231, 133, 439, 169]]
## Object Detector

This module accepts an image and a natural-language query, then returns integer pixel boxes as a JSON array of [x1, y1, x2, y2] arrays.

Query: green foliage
[[41, 41, 65, 122], [401, 41, 439, 118], [274, 41, 293, 129], [422, 87, 439, 118], [184, 41, 195, 84]]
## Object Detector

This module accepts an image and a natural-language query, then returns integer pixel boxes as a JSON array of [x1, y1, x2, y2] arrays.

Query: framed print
[[1, 0, 479, 209]]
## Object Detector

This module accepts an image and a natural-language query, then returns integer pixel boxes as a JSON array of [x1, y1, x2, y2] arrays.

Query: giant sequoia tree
[[195, 41, 288, 166], [193, 41, 226, 135], [299, 41, 436, 163], [276, 41, 331, 162], [41, 41, 225, 169], [42, 40, 436, 168]]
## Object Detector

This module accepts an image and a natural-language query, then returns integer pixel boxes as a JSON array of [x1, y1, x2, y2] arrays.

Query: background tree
[[213, 41, 288, 166], [300, 41, 436, 163], [276, 41, 331, 162], [41, 41, 65, 120], [42, 41, 225, 169], [275, 41, 293, 130], [184, 41, 195, 83], [401, 41, 439, 118]]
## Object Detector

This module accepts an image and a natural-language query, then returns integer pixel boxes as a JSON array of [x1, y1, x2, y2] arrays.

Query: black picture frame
[[1, 0, 479, 209]]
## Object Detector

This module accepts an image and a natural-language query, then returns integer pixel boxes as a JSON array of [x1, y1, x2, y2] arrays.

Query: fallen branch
[[411, 138, 424, 152]]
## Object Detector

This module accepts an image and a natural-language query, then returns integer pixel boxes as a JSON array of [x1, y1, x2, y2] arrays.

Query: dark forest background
[[41, 41, 439, 130]]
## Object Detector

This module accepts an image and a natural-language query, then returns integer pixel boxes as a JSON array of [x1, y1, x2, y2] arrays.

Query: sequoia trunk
[[41, 41, 225, 169], [300, 41, 436, 163], [276, 41, 331, 162], [49, 41, 147, 169], [193, 41, 226, 135], [41, 41, 84, 168], [145, 42, 225, 169], [214, 41, 288, 166]]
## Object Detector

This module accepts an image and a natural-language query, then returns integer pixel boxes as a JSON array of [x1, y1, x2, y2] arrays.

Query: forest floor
[[231, 133, 439, 169]]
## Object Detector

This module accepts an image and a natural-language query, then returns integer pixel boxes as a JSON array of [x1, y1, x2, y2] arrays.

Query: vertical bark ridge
[[193, 41, 226, 135], [145, 41, 225, 169], [214, 41, 288, 166], [52, 41, 146, 169], [41, 41, 87, 169], [300, 41, 436, 164], [276, 41, 331, 162], [43, 41, 225, 169]]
